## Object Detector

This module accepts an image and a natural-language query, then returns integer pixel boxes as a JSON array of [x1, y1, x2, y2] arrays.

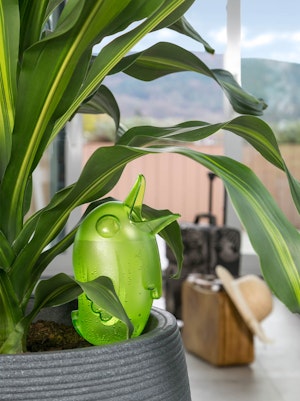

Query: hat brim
[[216, 266, 273, 343]]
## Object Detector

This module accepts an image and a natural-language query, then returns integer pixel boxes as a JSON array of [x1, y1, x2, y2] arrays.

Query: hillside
[[242, 58, 300, 124]]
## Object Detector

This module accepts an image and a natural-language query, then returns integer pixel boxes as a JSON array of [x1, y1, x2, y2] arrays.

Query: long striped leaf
[[19, 0, 50, 52], [52, 0, 186, 138], [118, 115, 300, 214], [31, 274, 133, 335], [167, 16, 215, 54], [0, 231, 15, 271], [110, 42, 266, 115], [0, 0, 19, 177], [78, 85, 120, 133], [0, 0, 138, 240], [168, 148, 300, 312], [118, 116, 285, 168]]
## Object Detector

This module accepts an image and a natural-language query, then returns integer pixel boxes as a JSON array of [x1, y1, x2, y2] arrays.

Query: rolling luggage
[[192, 211, 240, 277], [164, 172, 241, 319]]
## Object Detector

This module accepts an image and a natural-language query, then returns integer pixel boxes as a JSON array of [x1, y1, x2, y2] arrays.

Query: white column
[[224, 0, 241, 84], [223, 0, 243, 229]]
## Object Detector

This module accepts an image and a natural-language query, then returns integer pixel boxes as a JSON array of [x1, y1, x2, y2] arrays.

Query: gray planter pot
[[0, 307, 191, 401]]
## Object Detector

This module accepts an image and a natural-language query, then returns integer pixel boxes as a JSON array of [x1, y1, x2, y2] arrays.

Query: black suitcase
[[192, 212, 240, 276], [164, 172, 241, 319]]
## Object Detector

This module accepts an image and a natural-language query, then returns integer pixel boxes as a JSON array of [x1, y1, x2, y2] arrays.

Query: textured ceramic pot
[[0, 307, 191, 401]]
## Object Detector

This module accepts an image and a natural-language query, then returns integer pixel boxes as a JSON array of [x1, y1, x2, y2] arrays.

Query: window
[[240, 0, 300, 228], [41, 1, 300, 274]]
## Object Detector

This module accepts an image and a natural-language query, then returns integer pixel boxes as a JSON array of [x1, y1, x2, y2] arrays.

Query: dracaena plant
[[1, 0, 300, 354]]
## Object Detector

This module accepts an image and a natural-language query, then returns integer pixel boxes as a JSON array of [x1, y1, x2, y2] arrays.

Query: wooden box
[[181, 280, 254, 366]]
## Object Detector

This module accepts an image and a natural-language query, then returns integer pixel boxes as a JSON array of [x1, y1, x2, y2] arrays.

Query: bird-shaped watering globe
[[72, 175, 180, 345]]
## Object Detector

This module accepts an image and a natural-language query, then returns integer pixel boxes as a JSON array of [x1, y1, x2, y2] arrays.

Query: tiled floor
[[185, 297, 300, 401]]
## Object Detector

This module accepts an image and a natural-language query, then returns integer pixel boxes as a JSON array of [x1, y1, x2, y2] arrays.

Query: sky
[[135, 0, 300, 64]]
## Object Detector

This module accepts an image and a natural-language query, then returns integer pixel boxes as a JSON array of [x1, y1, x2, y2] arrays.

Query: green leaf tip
[[125, 174, 180, 233], [124, 174, 146, 220]]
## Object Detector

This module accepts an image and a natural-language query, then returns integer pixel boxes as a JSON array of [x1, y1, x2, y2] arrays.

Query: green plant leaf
[[77, 276, 134, 336], [118, 116, 285, 169], [21, 273, 133, 346], [117, 115, 300, 215], [0, 0, 19, 177], [153, 0, 195, 31], [167, 16, 215, 54], [19, 0, 50, 52], [284, 167, 300, 214], [0, 321, 24, 354], [142, 205, 183, 278], [52, 0, 186, 137], [169, 148, 300, 312], [78, 85, 120, 134], [0, 231, 15, 271], [32, 273, 82, 311], [0, 271, 23, 353], [45, 0, 66, 21], [31, 273, 134, 338], [0, 0, 135, 240], [13, 185, 74, 255], [0, 0, 84, 239], [0, 0, 187, 242], [111, 42, 266, 115]]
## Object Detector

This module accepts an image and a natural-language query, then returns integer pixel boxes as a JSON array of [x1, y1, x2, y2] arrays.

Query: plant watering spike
[[72, 175, 179, 345]]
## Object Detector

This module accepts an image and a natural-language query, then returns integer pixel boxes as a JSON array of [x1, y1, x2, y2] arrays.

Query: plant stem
[[0, 271, 24, 353]]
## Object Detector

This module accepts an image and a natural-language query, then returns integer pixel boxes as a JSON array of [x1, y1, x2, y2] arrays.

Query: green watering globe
[[72, 175, 179, 345]]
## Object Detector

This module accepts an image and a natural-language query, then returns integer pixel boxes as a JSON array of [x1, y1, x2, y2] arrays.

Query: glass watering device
[[72, 175, 179, 345]]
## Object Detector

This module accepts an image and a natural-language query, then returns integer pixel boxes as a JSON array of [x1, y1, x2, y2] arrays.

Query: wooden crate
[[182, 280, 254, 366]]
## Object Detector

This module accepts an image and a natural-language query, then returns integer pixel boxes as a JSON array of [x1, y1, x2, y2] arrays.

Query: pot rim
[[0, 307, 177, 358]]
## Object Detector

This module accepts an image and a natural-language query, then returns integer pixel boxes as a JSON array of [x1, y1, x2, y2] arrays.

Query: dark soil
[[26, 320, 91, 352]]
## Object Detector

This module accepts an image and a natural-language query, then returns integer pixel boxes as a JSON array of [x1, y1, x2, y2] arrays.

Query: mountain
[[242, 58, 300, 124]]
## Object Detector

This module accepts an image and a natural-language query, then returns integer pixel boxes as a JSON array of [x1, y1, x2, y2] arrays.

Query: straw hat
[[215, 266, 273, 343]]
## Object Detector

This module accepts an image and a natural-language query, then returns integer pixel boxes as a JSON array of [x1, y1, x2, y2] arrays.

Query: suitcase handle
[[194, 213, 216, 226]]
